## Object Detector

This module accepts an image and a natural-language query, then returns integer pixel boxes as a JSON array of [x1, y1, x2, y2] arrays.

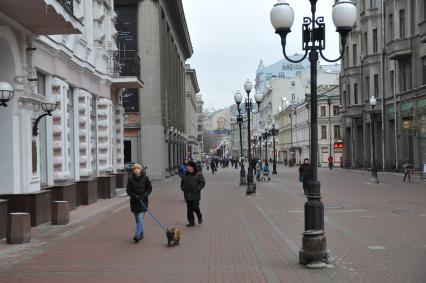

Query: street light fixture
[[369, 96, 379, 184], [234, 90, 247, 185], [262, 126, 270, 165], [0, 82, 15, 107], [234, 79, 262, 195], [270, 0, 356, 266], [32, 96, 58, 136], [269, 120, 279, 174]]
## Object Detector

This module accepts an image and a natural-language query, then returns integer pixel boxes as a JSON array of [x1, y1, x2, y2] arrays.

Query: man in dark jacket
[[210, 158, 216, 174], [127, 163, 152, 243], [298, 158, 310, 195], [181, 161, 206, 227]]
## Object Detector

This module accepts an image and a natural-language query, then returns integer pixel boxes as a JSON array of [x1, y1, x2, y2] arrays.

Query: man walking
[[328, 155, 334, 170], [403, 160, 413, 182], [299, 158, 310, 195], [181, 161, 206, 227]]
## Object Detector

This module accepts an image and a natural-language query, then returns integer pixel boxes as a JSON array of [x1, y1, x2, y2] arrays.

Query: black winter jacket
[[127, 173, 152, 213], [181, 171, 206, 201]]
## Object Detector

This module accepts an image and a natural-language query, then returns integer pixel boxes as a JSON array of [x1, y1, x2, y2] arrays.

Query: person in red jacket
[[328, 155, 334, 170]]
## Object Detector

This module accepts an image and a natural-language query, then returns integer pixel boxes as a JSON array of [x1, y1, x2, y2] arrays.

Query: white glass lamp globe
[[244, 79, 253, 93], [332, 0, 357, 30], [270, 0, 294, 31], [369, 96, 377, 106], [254, 91, 262, 103], [234, 91, 243, 104]]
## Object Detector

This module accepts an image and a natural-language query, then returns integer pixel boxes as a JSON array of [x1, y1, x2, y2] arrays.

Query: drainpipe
[[381, 0, 386, 171], [393, 61, 399, 170]]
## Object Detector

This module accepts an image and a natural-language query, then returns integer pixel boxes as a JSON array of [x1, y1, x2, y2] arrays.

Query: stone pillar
[[138, 0, 165, 180]]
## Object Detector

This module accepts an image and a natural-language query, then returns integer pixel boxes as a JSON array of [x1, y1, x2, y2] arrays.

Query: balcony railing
[[57, 0, 73, 15], [108, 50, 141, 78]]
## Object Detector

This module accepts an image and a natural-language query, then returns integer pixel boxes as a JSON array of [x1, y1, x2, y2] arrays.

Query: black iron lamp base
[[240, 177, 247, 186], [246, 183, 256, 195], [299, 230, 328, 268]]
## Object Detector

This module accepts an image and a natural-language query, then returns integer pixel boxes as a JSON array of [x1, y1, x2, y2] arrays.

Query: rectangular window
[[320, 106, 326, 117], [370, 0, 377, 9], [354, 83, 358, 104], [390, 70, 395, 96], [334, 125, 341, 139], [374, 74, 379, 97], [389, 14, 394, 41], [291, 81, 296, 87], [37, 72, 46, 96], [399, 10, 405, 38], [400, 61, 411, 91], [333, 105, 339, 116], [373, 29, 378, 53], [424, 0, 426, 20], [347, 85, 351, 105], [364, 32, 368, 56], [352, 44, 357, 66], [343, 91, 347, 107], [366, 76, 370, 99], [423, 58, 426, 85], [345, 46, 349, 67], [321, 126, 327, 139]]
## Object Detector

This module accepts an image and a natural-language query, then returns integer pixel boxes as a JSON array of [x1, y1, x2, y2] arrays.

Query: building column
[[138, 0, 165, 179]]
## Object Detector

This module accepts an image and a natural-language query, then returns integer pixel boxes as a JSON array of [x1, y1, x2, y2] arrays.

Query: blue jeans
[[133, 212, 145, 237]]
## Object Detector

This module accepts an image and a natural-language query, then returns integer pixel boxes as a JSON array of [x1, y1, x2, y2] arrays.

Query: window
[[266, 73, 272, 80], [389, 14, 394, 41], [279, 72, 285, 78], [374, 74, 379, 97], [354, 83, 358, 104], [365, 76, 370, 99], [37, 72, 45, 96], [352, 44, 357, 65], [364, 32, 368, 55], [345, 46, 349, 67], [373, 29, 378, 53], [400, 61, 411, 91], [291, 81, 296, 87], [423, 58, 426, 85], [390, 70, 395, 96], [399, 10, 405, 38], [291, 93, 295, 101], [424, 0, 426, 20], [343, 91, 347, 107], [347, 85, 351, 105], [321, 126, 327, 139], [320, 106, 326, 117], [334, 125, 341, 139], [370, 0, 377, 9], [333, 105, 339, 116]]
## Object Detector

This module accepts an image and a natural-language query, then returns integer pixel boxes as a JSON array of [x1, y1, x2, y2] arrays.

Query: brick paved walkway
[[0, 166, 425, 283]]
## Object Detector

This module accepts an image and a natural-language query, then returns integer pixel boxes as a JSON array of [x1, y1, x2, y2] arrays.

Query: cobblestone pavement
[[0, 166, 425, 283]]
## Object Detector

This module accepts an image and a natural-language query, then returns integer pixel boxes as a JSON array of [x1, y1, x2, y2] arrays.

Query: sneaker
[[198, 217, 203, 225], [186, 223, 195, 227], [133, 236, 139, 243], [139, 234, 144, 241]]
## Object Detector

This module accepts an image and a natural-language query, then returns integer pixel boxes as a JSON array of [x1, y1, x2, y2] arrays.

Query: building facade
[[340, 0, 426, 170], [116, 0, 193, 179], [0, 0, 141, 226], [185, 65, 200, 160], [196, 94, 204, 160]]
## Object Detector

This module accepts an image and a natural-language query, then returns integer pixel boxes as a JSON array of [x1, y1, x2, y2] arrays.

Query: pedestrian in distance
[[402, 160, 413, 182], [181, 161, 206, 227], [178, 159, 188, 178], [126, 163, 152, 243], [298, 158, 310, 195], [210, 158, 216, 174], [328, 155, 334, 170], [284, 158, 288, 167]]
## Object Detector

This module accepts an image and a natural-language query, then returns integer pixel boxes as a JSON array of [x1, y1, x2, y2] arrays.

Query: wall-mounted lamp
[[0, 82, 15, 107], [32, 96, 58, 136]]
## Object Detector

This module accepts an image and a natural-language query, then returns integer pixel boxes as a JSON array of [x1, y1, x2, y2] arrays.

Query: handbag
[[299, 174, 304, 182]]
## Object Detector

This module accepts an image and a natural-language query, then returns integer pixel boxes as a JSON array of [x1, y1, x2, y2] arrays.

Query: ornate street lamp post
[[234, 91, 247, 185], [32, 96, 58, 136], [269, 121, 279, 174], [369, 96, 379, 183], [0, 82, 15, 107], [234, 80, 262, 195], [270, 0, 356, 266], [262, 127, 270, 165]]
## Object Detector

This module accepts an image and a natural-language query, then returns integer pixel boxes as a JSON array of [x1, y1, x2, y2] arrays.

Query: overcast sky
[[182, 0, 342, 110]]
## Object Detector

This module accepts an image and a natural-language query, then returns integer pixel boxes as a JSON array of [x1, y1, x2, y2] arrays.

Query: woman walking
[[299, 158, 310, 195], [127, 163, 152, 243], [181, 161, 206, 227]]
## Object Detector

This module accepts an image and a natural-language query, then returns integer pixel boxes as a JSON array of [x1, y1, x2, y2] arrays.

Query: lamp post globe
[[332, 0, 357, 33], [244, 79, 253, 93], [270, 0, 294, 31], [234, 90, 243, 104], [0, 82, 15, 107]]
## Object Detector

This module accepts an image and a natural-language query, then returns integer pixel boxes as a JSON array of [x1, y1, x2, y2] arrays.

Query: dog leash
[[139, 199, 167, 232]]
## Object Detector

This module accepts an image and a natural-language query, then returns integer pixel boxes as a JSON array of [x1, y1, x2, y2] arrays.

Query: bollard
[[6, 212, 31, 244], [51, 201, 70, 225]]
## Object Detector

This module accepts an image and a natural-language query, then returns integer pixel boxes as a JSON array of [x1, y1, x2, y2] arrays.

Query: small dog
[[166, 227, 181, 246]]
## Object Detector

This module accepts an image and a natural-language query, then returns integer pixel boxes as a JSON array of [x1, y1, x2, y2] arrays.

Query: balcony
[[385, 37, 413, 60], [0, 0, 83, 35], [109, 50, 143, 89]]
